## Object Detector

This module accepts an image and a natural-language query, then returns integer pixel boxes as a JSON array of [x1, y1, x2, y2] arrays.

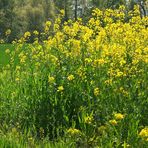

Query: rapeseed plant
[[67, 74, 75, 81], [94, 88, 100, 96], [0, 5, 148, 147], [48, 76, 55, 84], [67, 128, 81, 136], [109, 120, 118, 126], [24, 31, 31, 38], [139, 128, 148, 139], [57, 86, 64, 92], [114, 113, 124, 120]]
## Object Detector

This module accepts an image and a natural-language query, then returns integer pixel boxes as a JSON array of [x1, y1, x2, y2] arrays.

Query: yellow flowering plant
[[0, 5, 148, 147]]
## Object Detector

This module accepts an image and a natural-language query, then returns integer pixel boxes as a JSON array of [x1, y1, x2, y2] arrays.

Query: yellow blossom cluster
[[67, 74, 75, 81], [84, 115, 93, 124], [114, 113, 124, 120], [139, 127, 148, 141], [109, 113, 125, 126], [67, 128, 81, 136]]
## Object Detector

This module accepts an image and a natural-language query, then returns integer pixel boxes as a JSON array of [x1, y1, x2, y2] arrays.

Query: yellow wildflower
[[84, 115, 93, 124], [33, 30, 39, 35], [57, 86, 64, 92], [45, 21, 51, 27], [60, 9, 65, 16], [139, 128, 148, 138], [54, 24, 59, 32], [19, 55, 27, 64], [122, 141, 130, 147], [114, 113, 124, 120], [48, 76, 55, 83], [85, 58, 92, 64], [45, 21, 51, 32], [94, 87, 100, 96], [109, 119, 117, 125], [16, 66, 21, 71], [67, 74, 75, 81], [67, 128, 81, 136], [24, 31, 31, 38], [116, 71, 124, 77]]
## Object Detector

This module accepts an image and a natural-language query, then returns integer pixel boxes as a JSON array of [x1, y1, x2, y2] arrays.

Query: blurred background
[[0, 0, 147, 42]]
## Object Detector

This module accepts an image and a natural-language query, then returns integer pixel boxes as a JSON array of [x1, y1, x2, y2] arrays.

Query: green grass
[[0, 44, 30, 69], [0, 44, 15, 67]]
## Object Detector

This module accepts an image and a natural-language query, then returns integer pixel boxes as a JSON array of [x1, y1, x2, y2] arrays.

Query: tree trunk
[[75, 0, 78, 21]]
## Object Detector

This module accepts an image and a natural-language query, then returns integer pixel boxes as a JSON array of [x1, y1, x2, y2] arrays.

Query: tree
[[0, 0, 15, 39]]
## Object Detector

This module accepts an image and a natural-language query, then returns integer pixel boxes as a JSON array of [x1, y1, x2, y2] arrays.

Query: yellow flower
[[60, 9, 65, 16], [24, 31, 31, 38], [109, 119, 117, 125], [19, 55, 27, 64], [54, 24, 59, 32], [94, 59, 105, 66], [67, 74, 75, 81], [33, 30, 39, 35], [5, 29, 11, 35], [48, 76, 55, 83], [45, 21, 51, 27], [67, 128, 81, 136], [45, 21, 51, 32], [116, 71, 124, 77], [104, 79, 113, 85], [122, 141, 130, 147], [139, 128, 148, 138], [94, 87, 100, 96], [114, 113, 124, 120], [84, 115, 93, 124], [85, 58, 92, 64], [16, 66, 21, 71], [57, 86, 64, 92]]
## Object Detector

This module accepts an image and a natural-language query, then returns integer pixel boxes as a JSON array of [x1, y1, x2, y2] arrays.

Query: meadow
[[0, 6, 148, 147]]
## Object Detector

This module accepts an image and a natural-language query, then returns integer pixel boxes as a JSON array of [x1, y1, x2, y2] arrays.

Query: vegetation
[[0, 0, 147, 42], [0, 5, 148, 147]]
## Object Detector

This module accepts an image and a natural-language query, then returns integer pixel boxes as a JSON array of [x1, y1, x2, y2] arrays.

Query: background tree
[[0, 0, 147, 42]]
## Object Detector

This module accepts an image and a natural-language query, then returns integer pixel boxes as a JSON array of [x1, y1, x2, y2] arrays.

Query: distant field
[[0, 44, 15, 67]]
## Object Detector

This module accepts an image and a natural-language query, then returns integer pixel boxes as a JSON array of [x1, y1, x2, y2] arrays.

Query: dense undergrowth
[[0, 5, 148, 147]]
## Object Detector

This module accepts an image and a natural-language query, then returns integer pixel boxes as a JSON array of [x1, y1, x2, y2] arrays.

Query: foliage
[[0, 5, 148, 147], [0, 0, 147, 42]]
